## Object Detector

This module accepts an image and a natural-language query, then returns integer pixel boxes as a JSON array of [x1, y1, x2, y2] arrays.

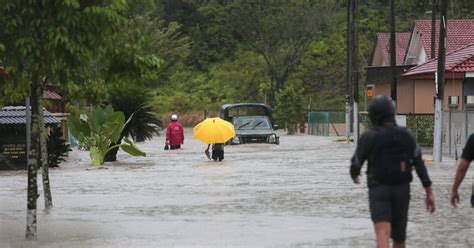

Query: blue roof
[[0, 106, 60, 125]]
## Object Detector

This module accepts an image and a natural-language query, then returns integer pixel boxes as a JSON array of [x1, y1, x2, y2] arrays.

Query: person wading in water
[[165, 114, 184, 150], [350, 95, 435, 248]]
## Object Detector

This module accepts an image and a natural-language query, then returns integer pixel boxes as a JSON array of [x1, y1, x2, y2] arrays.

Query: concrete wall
[[444, 79, 464, 110], [372, 80, 415, 113], [412, 79, 464, 113], [442, 111, 474, 157], [397, 79, 415, 113], [373, 78, 463, 114], [374, 83, 390, 97], [414, 79, 435, 113]]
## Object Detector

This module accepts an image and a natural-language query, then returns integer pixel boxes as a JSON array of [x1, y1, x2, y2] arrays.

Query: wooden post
[[431, 0, 437, 59]]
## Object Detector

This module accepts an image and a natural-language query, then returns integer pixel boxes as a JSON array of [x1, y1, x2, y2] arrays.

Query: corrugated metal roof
[[375, 32, 411, 66], [0, 106, 60, 125], [402, 43, 474, 76], [415, 19, 474, 57]]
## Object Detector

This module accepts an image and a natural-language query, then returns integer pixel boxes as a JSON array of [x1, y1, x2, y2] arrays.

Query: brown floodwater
[[0, 129, 472, 247]]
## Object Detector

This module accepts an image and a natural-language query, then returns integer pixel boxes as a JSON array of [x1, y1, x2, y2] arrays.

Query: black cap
[[368, 95, 395, 125]]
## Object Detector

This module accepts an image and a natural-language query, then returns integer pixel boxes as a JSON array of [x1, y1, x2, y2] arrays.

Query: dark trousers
[[170, 145, 181, 150], [369, 183, 410, 243], [212, 150, 224, 161]]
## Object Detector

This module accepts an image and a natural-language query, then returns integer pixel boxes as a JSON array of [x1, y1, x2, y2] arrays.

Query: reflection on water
[[0, 129, 472, 247]]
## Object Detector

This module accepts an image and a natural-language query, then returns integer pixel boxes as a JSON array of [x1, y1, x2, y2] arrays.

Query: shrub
[[47, 126, 71, 167], [274, 85, 305, 135], [68, 105, 146, 166]]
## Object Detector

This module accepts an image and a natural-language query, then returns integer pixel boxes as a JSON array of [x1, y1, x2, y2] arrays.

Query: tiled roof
[[402, 43, 474, 76], [0, 106, 60, 125], [375, 32, 411, 65], [415, 19, 474, 56], [43, 90, 62, 100]]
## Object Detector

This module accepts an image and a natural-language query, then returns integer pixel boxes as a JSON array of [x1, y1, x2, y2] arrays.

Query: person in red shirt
[[166, 114, 184, 150]]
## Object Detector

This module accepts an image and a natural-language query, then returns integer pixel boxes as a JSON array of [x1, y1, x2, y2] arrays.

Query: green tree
[[160, 0, 237, 71], [226, 0, 334, 107], [274, 84, 305, 135], [0, 1, 130, 239], [207, 49, 271, 104]]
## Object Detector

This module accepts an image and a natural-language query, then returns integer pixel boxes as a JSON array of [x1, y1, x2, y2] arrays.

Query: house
[[0, 106, 60, 169], [402, 43, 474, 113], [0, 66, 69, 140], [366, 19, 474, 114]]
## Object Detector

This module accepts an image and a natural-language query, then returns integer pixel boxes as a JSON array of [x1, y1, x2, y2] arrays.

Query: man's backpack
[[372, 126, 414, 185]]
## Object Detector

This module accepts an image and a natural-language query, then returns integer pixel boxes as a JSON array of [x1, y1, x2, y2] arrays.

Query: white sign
[[466, 72, 474, 78], [396, 115, 407, 127]]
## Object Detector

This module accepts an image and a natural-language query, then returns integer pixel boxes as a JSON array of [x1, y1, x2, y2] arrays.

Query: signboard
[[367, 85, 374, 97], [0, 143, 27, 164], [396, 115, 407, 127]]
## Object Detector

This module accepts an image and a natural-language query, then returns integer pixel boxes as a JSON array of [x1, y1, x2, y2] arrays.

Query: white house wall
[[404, 27, 427, 65], [371, 43, 386, 66]]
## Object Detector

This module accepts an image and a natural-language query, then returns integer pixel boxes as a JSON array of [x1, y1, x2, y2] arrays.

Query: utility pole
[[433, 0, 447, 163], [390, 0, 397, 107], [431, 0, 437, 59], [351, 0, 359, 143], [345, 0, 352, 142]]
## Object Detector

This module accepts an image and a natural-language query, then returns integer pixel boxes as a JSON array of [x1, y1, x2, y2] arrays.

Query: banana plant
[[68, 105, 146, 166]]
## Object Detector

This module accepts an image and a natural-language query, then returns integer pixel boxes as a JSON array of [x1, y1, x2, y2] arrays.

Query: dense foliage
[[104, 83, 162, 162], [150, 0, 474, 114], [3, 0, 473, 120]]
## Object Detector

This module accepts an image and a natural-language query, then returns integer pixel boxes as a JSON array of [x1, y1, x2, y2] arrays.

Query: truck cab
[[220, 103, 279, 145]]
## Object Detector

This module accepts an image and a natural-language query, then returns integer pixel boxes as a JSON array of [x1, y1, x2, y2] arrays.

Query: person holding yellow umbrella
[[193, 117, 236, 161], [206, 143, 224, 162]]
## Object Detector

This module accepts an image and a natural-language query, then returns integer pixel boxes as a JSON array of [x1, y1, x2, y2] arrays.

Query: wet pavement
[[0, 129, 472, 247]]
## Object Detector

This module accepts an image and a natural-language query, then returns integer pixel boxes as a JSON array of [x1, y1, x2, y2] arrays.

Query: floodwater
[[0, 129, 472, 247]]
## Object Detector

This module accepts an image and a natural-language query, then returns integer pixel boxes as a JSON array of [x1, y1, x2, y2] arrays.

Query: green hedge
[[362, 114, 433, 147], [406, 114, 434, 147]]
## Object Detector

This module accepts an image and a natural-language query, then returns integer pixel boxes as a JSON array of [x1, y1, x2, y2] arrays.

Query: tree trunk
[[268, 77, 287, 108], [267, 87, 276, 108], [38, 84, 52, 209], [104, 137, 123, 162], [26, 75, 40, 239], [104, 142, 120, 162]]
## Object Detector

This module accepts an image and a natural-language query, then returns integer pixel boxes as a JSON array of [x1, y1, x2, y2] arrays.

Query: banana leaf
[[120, 137, 146, 157], [67, 115, 91, 145]]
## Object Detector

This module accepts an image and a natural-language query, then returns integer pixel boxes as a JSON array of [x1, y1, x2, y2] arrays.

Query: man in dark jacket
[[350, 95, 435, 248], [451, 133, 474, 208], [166, 114, 184, 150]]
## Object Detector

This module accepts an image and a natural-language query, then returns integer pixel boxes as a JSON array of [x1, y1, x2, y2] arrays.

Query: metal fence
[[307, 111, 346, 136]]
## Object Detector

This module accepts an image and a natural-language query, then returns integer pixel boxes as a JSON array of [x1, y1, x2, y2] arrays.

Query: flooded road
[[1, 129, 472, 247]]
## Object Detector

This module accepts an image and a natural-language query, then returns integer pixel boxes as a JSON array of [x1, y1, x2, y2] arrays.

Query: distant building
[[366, 19, 474, 114]]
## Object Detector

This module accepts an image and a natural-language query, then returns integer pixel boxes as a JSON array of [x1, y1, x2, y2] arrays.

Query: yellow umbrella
[[193, 117, 236, 144]]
